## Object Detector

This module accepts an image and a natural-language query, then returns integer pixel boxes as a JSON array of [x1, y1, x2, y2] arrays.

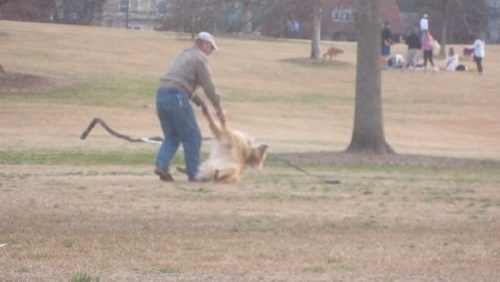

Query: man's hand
[[199, 100, 209, 116], [216, 108, 226, 125]]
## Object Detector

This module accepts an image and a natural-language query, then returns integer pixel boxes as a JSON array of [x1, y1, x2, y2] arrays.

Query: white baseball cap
[[423, 14, 428, 18], [195, 32, 218, 51]]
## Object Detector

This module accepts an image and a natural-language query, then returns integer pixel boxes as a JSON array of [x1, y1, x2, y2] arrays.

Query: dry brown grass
[[0, 21, 499, 281]]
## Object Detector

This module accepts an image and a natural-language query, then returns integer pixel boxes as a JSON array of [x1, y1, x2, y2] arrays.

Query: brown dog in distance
[[323, 46, 343, 59]]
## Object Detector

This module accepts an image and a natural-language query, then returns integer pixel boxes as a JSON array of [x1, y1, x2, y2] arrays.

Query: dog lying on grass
[[179, 101, 268, 183], [322, 46, 343, 59]]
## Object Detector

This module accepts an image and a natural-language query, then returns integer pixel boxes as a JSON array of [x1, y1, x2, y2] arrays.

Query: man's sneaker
[[154, 166, 174, 182]]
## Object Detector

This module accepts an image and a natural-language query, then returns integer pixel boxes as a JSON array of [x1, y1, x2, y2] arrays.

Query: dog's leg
[[207, 113, 223, 139], [214, 168, 240, 183], [200, 101, 223, 139]]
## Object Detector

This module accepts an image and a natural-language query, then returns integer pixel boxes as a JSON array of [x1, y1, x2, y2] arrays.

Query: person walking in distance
[[469, 34, 486, 74], [422, 30, 436, 72], [154, 32, 226, 182]]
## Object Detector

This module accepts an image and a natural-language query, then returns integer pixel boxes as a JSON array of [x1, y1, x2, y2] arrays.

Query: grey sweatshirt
[[159, 46, 222, 112]]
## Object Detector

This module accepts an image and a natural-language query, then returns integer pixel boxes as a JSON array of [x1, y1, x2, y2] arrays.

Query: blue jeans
[[381, 43, 390, 57], [155, 88, 201, 181]]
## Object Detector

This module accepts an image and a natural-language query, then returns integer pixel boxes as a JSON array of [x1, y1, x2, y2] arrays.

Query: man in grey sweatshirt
[[155, 32, 226, 182]]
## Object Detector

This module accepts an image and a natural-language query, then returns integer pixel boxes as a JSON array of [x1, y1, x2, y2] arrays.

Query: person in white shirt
[[419, 14, 428, 39], [469, 34, 486, 74], [443, 47, 459, 71]]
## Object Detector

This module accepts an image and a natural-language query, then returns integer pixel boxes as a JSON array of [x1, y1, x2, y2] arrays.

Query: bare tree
[[399, 0, 488, 44], [163, 0, 220, 36], [438, 0, 453, 55], [0, 0, 105, 25], [226, 0, 290, 35], [345, 0, 394, 154], [55, 0, 105, 25], [0, 0, 55, 22], [310, 0, 322, 59], [436, 0, 485, 55], [77, 0, 105, 25], [0, 0, 10, 76], [241, 0, 253, 33], [0, 0, 8, 23]]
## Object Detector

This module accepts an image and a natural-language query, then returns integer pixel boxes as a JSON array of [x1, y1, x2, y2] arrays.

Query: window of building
[[138, 0, 148, 12], [332, 8, 354, 22], [119, 0, 129, 13]]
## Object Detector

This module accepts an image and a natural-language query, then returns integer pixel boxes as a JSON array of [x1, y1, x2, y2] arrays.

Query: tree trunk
[[439, 0, 453, 56], [0, 0, 9, 74], [345, 0, 395, 155], [242, 0, 252, 34], [310, 0, 322, 59]]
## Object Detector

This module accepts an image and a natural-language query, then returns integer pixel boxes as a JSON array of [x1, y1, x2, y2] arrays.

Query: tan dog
[[190, 102, 268, 183], [323, 46, 343, 59]]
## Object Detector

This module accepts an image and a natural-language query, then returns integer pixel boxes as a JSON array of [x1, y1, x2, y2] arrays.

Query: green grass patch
[[157, 267, 181, 274], [302, 266, 325, 273], [0, 149, 157, 165], [144, 266, 181, 275], [1, 80, 157, 108], [62, 239, 75, 248], [71, 272, 100, 282], [15, 266, 30, 273]]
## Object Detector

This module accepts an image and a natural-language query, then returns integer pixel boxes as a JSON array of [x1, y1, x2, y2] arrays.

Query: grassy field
[[0, 21, 499, 281]]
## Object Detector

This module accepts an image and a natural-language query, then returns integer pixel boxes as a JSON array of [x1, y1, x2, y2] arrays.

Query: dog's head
[[246, 144, 268, 173]]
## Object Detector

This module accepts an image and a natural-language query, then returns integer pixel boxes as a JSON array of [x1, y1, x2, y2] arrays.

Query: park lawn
[[0, 21, 499, 281]]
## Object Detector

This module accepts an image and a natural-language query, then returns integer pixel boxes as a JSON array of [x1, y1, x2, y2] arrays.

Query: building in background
[[322, 0, 404, 41], [100, 0, 166, 30], [260, 0, 404, 42]]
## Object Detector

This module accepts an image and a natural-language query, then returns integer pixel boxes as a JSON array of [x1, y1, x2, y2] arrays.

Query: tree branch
[[454, 0, 474, 35]]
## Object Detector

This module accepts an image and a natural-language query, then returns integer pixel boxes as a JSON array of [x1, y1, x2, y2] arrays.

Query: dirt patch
[[274, 151, 499, 169], [0, 71, 57, 93], [281, 57, 351, 67]]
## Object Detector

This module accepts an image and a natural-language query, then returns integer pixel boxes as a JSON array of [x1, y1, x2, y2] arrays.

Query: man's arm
[[197, 61, 226, 124]]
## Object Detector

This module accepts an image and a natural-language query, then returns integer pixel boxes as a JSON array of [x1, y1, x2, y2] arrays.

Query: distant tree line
[[161, 0, 278, 36], [0, 0, 493, 44], [0, 0, 105, 25]]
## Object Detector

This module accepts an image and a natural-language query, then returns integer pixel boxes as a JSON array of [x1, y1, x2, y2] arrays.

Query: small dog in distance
[[323, 47, 343, 60]]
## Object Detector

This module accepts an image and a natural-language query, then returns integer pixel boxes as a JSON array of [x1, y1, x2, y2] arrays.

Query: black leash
[[80, 117, 211, 144], [269, 154, 341, 184], [80, 118, 340, 184]]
